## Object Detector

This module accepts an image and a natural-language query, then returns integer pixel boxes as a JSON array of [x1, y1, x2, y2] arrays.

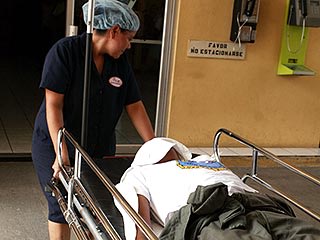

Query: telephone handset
[[300, 0, 308, 17], [244, 0, 256, 17], [239, 0, 259, 23]]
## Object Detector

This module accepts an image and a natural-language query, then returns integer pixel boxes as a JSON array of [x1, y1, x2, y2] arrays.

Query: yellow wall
[[167, 0, 320, 147]]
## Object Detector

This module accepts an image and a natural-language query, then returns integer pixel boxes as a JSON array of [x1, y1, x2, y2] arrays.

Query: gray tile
[[309, 148, 320, 155], [116, 112, 142, 144], [5, 130, 32, 153], [0, 131, 12, 153], [227, 148, 254, 156], [0, 162, 48, 239], [188, 148, 208, 155], [283, 148, 319, 156], [265, 148, 293, 156], [218, 148, 239, 156]]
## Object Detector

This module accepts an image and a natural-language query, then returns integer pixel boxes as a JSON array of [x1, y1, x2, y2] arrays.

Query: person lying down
[[114, 137, 320, 240]]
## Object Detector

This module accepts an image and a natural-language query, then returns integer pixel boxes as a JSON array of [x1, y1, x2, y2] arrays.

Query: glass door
[[116, 0, 165, 145]]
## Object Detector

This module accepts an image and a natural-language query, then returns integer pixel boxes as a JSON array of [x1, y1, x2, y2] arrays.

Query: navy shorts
[[32, 138, 67, 224]]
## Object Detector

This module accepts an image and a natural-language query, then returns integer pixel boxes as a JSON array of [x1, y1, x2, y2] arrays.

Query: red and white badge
[[108, 77, 123, 87]]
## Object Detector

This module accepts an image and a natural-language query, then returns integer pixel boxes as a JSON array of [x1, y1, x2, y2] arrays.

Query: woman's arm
[[126, 101, 155, 142], [136, 194, 152, 240], [45, 89, 69, 178]]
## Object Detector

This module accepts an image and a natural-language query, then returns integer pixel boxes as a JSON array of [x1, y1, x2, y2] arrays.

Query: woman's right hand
[[52, 151, 70, 179], [52, 158, 61, 179]]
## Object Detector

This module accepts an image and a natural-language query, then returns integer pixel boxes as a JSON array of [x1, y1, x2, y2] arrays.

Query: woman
[[32, 0, 154, 239]]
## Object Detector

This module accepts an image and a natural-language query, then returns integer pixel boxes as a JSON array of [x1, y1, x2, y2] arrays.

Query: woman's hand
[[52, 158, 61, 179], [52, 148, 70, 179]]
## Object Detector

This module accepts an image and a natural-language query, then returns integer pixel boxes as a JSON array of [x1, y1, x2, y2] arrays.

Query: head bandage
[[82, 0, 140, 31], [132, 138, 193, 167]]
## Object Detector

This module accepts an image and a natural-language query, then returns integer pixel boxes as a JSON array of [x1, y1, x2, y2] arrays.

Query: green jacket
[[159, 183, 295, 240]]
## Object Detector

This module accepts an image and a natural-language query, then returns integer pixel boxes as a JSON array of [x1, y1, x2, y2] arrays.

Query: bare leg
[[48, 220, 70, 240]]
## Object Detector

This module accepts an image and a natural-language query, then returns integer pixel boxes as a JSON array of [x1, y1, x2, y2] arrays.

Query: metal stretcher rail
[[48, 128, 158, 240], [213, 128, 320, 222], [48, 128, 320, 239]]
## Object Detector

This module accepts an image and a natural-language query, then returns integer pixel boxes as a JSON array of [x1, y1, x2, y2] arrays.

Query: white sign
[[187, 40, 246, 60]]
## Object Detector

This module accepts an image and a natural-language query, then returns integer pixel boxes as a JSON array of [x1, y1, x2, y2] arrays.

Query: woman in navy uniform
[[32, 0, 155, 239]]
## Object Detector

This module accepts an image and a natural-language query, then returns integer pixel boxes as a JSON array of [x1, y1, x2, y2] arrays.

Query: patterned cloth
[[176, 159, 226, 171]]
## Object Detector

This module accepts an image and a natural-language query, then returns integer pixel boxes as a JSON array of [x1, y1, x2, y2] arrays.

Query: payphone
[[277, 0, 320, 75], [287, 0, 320, 27], [230, 0, 261, 44]]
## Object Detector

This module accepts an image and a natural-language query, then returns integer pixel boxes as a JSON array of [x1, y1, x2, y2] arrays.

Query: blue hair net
[[82, 0, 140, 31]]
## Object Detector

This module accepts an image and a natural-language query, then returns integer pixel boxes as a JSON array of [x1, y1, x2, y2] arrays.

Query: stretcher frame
[[213, 128, 320, 222], [48, 127, 320, 240]]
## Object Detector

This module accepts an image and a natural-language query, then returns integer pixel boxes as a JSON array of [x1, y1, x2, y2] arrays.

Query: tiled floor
[[0, 56, 41, 155]]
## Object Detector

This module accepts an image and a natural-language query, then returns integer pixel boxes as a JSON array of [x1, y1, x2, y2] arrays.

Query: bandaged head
[[132, 138, 192, 167], [82, 0, 140, 31]]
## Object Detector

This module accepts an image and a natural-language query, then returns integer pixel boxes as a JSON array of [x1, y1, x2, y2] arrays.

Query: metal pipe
[[73, 178, 121, 240], [65, 0, 78, 36], [73, 193, 109, 240], [155, 0, 176, 136], [57, 127, 64, 167], [57, 143, 121, 238], [74, 149, 82, 179], [58, 170, 116, 239], [81, 0, 95, 149], [243, 174, 320, 222], [62, 128, 158, 240], [213, 130, 222, 162], [252, 149, 258, 176], [213, 128, 320, 186], [67, 177, 74, 211], [47, 179, 91, 240], [213, 128, 320, 222]]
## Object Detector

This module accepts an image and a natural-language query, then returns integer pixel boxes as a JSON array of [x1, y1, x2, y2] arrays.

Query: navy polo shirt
[[33, 32, 141, 157]]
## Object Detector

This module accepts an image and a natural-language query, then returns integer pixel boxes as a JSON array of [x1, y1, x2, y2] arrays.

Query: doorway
[[0, 0, 173, 155], [0, 0, 66, 156], [69, 0, 170, 151], [116, 0, 165, 145]]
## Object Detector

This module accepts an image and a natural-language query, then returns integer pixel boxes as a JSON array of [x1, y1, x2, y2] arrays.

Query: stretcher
[[47, 128, 320, 239]]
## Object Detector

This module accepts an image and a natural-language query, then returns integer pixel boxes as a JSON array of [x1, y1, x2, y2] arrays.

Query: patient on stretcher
[[115, 137, 320, 240]]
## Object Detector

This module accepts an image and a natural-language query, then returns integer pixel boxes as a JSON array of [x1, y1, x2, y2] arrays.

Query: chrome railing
[[48, 127, 320, 240], [213, 128, 320, 222], [48, 128, 158, 240]]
